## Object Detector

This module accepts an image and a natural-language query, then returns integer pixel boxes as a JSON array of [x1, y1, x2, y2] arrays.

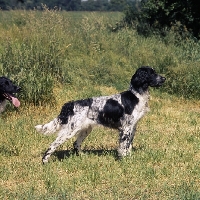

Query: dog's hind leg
[[42, 127, 78, 164], [73, 126, 92, 155]]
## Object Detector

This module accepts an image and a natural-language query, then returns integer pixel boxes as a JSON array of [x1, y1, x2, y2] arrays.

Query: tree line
[[0, 0, 140, 11], [1, 0, 199, 39], [123, 0, 200, 39]]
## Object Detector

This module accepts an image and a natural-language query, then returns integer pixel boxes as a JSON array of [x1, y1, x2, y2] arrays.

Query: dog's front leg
[[118, 125, 136, 158]]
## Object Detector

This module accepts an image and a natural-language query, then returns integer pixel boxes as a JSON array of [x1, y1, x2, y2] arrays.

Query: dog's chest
[[132, 92, 150, 120]]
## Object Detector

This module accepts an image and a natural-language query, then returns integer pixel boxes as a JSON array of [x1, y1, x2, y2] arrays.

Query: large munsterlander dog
[[35, 66, 165, 163], [0, 77, 20, 113]]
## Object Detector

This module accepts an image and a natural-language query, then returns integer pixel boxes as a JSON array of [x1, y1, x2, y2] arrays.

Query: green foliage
[[165, 64, 200, 99], [0, 9, 72, 105], [81, 0, 111, 11], [0, 10, 200, 107], [0, 0, 131, 11], [109, 0, 128, 11], [124, 0, 200, 39]]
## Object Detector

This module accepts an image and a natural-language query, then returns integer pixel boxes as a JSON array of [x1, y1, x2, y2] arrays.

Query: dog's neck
[[129, 84, 150, 113], [129, 84, 149, 98], [129, 82, 149, 95]]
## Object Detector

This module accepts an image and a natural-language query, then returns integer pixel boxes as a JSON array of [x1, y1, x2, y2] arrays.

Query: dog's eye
[[150, 69, 155, 74], [5, 81, 9, 85]]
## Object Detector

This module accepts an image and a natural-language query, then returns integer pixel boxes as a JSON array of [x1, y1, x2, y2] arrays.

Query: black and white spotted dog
[[0, 77, 20, 113], [35, 66, 165, 163]]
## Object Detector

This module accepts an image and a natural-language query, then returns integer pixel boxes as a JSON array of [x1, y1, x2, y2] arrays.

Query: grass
[[0, 88, 200, 199], [0, 9, 200, 199]]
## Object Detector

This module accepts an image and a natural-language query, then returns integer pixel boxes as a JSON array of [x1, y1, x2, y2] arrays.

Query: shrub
[[123, 0, 200, 39], [0, 8, 71, 105], [0, 10, 200, 107]]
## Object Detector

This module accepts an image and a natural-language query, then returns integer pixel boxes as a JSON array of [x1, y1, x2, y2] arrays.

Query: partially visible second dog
[[0, 77, 20, 113], [35, 66, 166, 163]]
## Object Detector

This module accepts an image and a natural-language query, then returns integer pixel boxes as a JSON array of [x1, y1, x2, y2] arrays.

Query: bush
[[0, 8, 71, 105], [0, 10, 200, 107], [123, 0, 200, 39]]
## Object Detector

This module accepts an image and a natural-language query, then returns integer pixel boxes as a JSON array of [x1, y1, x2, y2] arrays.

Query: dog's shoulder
[[120, 90, 139, 115]]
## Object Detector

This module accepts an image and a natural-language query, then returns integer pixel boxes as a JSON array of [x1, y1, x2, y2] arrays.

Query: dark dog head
[[130, 66, 166, 94], [0, 77, 21, 107]]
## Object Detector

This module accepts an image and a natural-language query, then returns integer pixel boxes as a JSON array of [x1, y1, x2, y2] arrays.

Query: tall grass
[[0, 9, 200, 106], [0, 8, 72, 105]]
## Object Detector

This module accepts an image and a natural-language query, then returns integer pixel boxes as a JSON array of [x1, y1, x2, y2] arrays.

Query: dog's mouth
[[3, 93, 20, 107]]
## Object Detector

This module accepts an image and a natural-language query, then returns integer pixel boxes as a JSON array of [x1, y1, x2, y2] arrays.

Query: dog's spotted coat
[[35, 66, 166, 163]]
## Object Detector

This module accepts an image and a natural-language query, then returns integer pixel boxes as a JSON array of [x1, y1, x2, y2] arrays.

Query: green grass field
[[0, 9, 200, 199]]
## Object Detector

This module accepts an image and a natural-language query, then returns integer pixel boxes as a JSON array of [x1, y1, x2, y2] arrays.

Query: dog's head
[[130, 66, 166, 94], [0, 77, 21, 107]]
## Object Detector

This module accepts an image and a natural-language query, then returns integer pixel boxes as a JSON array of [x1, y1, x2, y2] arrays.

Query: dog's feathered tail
[[35, 118, 61, 135]]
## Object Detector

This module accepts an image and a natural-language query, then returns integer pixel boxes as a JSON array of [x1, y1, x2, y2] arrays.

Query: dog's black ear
[[130, 67, 151, 94], [131, 70, 147, 85], [131, 70, 148, 89]]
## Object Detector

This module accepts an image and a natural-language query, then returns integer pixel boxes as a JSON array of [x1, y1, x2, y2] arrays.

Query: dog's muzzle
[[155, 76, 166, 87]]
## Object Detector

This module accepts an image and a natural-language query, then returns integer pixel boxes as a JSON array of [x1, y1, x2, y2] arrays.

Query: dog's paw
[[42, 158, 49, 164], [35, 125, 43, 133]]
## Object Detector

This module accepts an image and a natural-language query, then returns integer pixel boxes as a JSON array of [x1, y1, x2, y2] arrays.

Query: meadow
[[0, 9, 200, 199]]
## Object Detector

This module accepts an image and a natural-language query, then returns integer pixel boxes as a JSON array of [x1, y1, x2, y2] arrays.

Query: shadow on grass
[[0, 145, 19, 156], [52, 146, 143, 161]]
